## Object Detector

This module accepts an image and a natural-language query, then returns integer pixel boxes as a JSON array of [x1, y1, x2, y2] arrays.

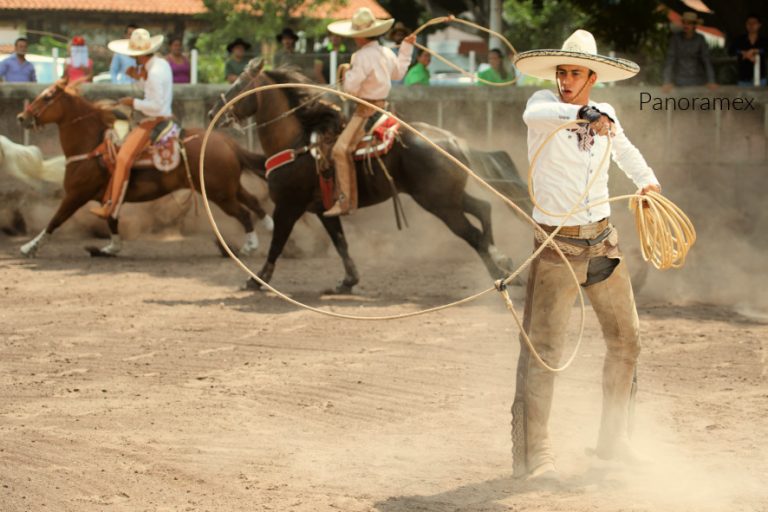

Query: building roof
[[0, 0, 205, 15], [296, 0, 390, 19], [0, 0, 390, 18]]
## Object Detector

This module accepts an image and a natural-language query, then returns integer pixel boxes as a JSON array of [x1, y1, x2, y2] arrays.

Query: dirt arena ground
[[1, 194, 767, 512]]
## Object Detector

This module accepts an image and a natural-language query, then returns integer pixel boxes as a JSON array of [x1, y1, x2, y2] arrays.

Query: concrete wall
[[2, 83, 765, 164]]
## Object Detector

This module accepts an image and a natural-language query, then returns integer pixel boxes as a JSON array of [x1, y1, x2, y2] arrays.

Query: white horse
[[0, 135, 65, 188], [0, 135, 65, 235]]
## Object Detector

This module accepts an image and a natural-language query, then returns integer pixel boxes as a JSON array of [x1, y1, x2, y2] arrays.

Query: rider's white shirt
[[523, 89, 659, 226], [134, 55, 173, 118], [343, 40, 413, 100]]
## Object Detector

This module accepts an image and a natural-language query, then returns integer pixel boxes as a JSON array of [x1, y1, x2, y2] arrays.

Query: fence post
[[754, 54, 761, 87], [469, 50, 476, 84], [190, 48, 198, 85], [52, 47, 59, 80], [330, 49, 338, 86], [23, 99, 30, 145]]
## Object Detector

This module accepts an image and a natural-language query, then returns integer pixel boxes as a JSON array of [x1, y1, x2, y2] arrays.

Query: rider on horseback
[[323, 7, 415, 217], [90, 28, 172, 219]]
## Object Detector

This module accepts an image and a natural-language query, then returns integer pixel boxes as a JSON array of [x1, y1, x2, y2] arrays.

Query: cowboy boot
[[584, 259, 643, 462]]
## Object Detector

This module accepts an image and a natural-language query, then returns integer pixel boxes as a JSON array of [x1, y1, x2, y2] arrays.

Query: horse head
[[209, 58, 264, 128], [17, 77, 76, 130]]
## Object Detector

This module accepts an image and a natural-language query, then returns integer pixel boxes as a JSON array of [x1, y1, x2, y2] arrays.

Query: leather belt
[[538, 217, 609, 239]]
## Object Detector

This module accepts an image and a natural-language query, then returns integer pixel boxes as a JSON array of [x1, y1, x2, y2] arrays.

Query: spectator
[[274, 27, 299, 68], [166, 35, 191, 83], [662, 12, 717, 91], [313, 32, 349, 84], [110, 24, 137, 84], [225, 37, 252, 84], [63, 36, 93, 83], [0, 37, 37, 83], [404, 49, 431, 86], [729, 14, 767, 87], [387, 21, 410, 55], [477, 48, 510, 84]]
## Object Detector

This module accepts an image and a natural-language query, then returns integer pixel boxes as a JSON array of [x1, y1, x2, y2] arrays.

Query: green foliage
[[503, 0, 671, 84], [193, 0, 338, 82], [503, 0, 590, 52]]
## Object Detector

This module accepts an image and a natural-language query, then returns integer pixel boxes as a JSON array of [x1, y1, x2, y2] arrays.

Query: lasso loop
[[200, 82, 695, 373]]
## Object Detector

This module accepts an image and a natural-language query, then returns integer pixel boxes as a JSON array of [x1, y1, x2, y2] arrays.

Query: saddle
[[353, 112, 400, 160], [116, 119, 183, 172]]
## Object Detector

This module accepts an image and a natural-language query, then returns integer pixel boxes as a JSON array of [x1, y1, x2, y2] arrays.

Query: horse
[[16, 78, 272, 258], [0, 135, 65, 235], [209, 60, 515, 293]]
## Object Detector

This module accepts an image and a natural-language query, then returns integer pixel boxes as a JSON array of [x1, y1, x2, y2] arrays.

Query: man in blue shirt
[[109, 24, 137, 84], [0, 38, 37, 82]]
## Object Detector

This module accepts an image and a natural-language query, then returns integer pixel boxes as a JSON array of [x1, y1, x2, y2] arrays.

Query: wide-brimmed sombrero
[[327, 7, 395, 39], [513, 29, 639, 83], [108, 28, 163, 57]]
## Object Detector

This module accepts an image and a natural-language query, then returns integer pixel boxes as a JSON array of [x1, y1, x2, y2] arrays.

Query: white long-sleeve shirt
[[343, 40, 413, 100], [133, 55, 173, 118], [523, 89, 659, 226]]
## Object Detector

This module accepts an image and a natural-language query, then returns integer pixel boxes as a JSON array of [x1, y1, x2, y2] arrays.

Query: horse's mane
[[66, 92, 118, 127], [262, 67, 342, 135]]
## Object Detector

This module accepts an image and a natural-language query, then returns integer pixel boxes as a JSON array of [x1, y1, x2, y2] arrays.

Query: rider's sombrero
[[513, 29, 639, 83], [327, 7, 395, 39], [108, 28, 163, 57]]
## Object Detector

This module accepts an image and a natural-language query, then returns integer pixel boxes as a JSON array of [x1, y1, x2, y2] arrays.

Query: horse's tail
[[40, 156, 66, 184], [233, 144, 267, 180]]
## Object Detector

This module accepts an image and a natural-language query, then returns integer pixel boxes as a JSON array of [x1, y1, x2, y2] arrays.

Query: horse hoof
[[85, 246, 117, 258], [261, 215, 274, 232], [20, 247, 37, 258], [241, 277, 263, 291], [323, 282, 355, 295], [214, 238, 237, 258]]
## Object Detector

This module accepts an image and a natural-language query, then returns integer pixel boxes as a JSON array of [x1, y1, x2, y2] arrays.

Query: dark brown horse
[[210, 61, 515, 293], [17, 78, 271, 258]]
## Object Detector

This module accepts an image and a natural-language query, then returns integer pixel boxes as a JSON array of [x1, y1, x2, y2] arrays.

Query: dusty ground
[[1, 199, 767, 512]]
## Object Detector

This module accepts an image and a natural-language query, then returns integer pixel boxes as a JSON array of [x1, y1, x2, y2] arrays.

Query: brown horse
[[16, 78, 271, 258], [210, 61, 515, 293]]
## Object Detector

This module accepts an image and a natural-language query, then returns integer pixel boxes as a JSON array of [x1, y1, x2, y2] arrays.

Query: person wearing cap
[[662, 11, 717, 91], [511, 29, 661, 480], [0, 37, 36, 83], [90, 29, 173, 219], [225, 37, 252, 84], [274, 27, 299, 69], [387, 21, 410, 54], [63, 36, 93, 83], [322, 7, 414, 217]]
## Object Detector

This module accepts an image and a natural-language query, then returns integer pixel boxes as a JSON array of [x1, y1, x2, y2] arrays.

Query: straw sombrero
[[513, 30, 639, 83], [327, 7, 395, 39], [108, 28, 163, 57]]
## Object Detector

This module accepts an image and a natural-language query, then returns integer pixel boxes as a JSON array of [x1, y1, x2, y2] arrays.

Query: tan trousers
[[329, 101, 385, 213], [511, 230, 640, 477], [99, 119, 161, 219]]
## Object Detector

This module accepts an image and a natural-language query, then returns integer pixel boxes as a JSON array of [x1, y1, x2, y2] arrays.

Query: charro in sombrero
[[327, 7, 395, 39], [513, 29, 639, 82], [108, 28, 164, 57]]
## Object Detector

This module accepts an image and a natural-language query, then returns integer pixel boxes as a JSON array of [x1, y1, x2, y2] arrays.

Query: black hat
[[226, 37, 252, 53], [276, 27, 299, 43]]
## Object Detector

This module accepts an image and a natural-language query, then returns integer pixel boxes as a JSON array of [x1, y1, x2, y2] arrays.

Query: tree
[[193, 0, 336, 82]]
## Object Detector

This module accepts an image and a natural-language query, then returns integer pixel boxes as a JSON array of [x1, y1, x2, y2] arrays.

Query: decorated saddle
[[67, 118, 188, 174]]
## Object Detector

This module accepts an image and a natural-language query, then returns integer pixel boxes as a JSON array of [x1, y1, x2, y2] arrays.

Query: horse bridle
[[24, 84, 64, 127]]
